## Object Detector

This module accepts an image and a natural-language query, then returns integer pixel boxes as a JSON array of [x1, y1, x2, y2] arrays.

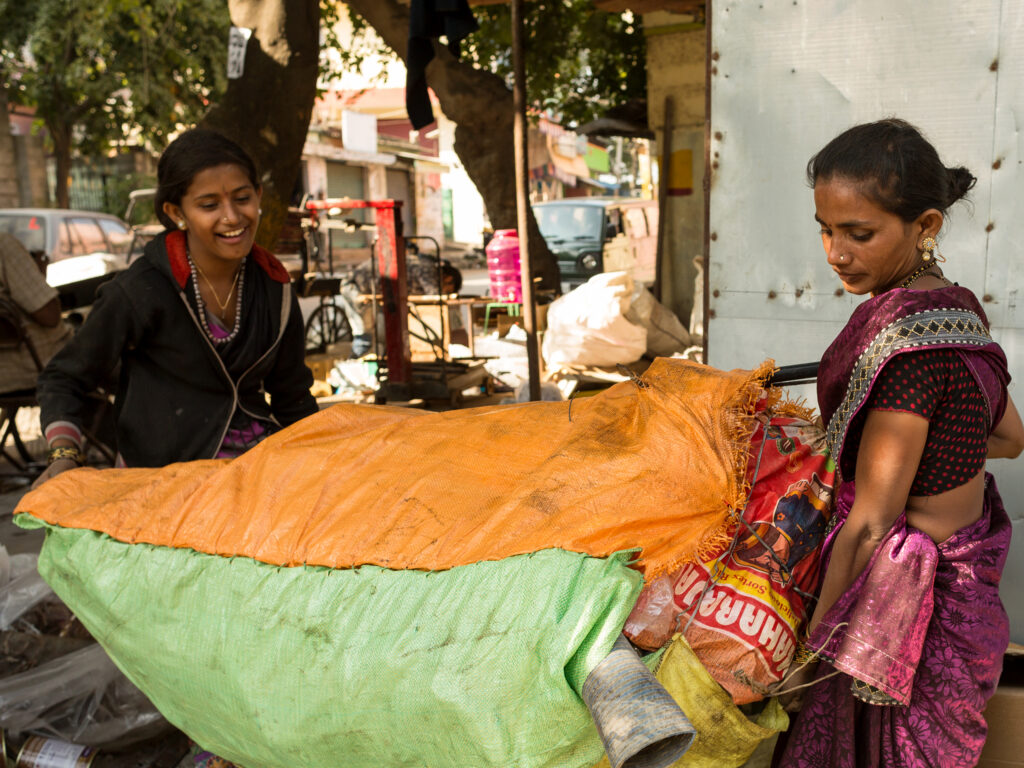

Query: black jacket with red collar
[[38, 230, 316, 467]]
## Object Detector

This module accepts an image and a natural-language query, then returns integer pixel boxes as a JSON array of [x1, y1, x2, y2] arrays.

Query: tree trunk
[[345, 0, 561, 291], [0, 87, 20, 208], [49, 120, 72, 209], [201, 0, 320, 251]]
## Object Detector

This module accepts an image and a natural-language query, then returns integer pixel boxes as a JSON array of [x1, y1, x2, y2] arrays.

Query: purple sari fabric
[[777, 286, 1013, 768], [816, 287, 1008, 481], [811, 483, 936, 707], [779, 478, 1010, 767]]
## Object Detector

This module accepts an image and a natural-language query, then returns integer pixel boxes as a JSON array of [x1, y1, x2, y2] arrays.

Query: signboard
[[227, 26, 252, 79]]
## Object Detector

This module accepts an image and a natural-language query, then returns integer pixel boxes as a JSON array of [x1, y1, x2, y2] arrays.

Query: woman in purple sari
[[775, 119, 1024, 767]]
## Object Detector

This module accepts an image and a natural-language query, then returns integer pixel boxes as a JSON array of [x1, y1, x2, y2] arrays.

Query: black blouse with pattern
[[853, 348, 989, 495]]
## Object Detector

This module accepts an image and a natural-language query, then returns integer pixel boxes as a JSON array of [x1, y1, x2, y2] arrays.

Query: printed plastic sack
[[624, 399, 836, 703], [542, 271, 647, 368]]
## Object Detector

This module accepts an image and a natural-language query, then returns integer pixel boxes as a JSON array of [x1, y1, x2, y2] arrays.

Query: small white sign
[[341, 110, 378, 155], [227, 26, 252, 79]]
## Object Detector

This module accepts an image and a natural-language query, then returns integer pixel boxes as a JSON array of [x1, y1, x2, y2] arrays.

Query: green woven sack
[[20, 515, 643, 768]]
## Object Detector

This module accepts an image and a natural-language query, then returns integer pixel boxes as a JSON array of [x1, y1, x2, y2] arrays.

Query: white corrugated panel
[[707, 0, 1024, 639]]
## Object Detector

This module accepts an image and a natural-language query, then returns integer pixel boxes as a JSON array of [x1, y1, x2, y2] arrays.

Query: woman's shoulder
[[851, 284, 989, 329], [103, 254, 175, 297], [249, 246, 291, 285]]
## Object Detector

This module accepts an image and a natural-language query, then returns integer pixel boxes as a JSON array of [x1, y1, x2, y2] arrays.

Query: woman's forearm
[[988, 434, 1023, 459], [806, 522, 883, 637], [988, 397, 1024, 459]]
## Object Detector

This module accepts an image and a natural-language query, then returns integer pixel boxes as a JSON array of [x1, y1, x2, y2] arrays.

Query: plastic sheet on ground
[[0, 643, 168, 748], [0, 548, 53, 630]]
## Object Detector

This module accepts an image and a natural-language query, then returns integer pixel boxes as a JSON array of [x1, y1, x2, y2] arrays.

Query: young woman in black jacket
[[34, 128, 317, 482]]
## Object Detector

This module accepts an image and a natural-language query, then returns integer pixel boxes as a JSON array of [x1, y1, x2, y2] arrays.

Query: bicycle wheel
[[304, 302, 353, 354]]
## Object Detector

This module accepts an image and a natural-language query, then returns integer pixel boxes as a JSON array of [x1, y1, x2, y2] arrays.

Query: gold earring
[[178, 221, 187, 230], [920, 236, 941, 262]]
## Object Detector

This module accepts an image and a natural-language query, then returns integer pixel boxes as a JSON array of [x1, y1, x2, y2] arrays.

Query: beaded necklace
[[188, 251, 245, 345], [898, 261, 933, 289], [898, 261, 953, 290]]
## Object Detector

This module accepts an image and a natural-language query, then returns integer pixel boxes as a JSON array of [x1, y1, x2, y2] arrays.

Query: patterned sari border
[[825, 308, 993, 472]]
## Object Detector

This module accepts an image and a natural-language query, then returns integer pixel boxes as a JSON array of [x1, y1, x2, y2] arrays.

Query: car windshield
[[533, 205, 603, 243], [125, 190, 159, 228], [0, 214, 46, 252]]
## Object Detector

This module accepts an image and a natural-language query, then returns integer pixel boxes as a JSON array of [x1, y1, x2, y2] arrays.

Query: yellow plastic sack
[[19, 358, 771, 579], [593, 634, 787, 768], [659, 635, 787, 767]]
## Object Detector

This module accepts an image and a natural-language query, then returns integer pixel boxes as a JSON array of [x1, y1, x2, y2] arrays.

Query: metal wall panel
[[707, 0, 1024, 639]]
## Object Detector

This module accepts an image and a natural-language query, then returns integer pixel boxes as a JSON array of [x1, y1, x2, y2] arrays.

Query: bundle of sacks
[[624, 398, 836, 702], [16, 358, 832, 768], [541, 272, 693, 369]]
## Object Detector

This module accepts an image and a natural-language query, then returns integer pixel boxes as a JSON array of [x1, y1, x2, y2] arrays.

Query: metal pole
[[653, 95, 674, 303], [375, 202, 412, 400], [511, 0, 541, 401], [701, 4, 713, 365]]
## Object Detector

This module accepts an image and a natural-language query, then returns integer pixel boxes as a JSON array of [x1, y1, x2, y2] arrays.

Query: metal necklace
[[188, 251, 245, 344]]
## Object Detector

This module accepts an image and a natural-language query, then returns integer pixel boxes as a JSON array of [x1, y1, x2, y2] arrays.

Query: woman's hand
[[31, 458, 80, 489], [776, 659, 819, 713]]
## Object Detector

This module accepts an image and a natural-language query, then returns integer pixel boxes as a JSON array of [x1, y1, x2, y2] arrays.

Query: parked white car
[[0, 208, 132, 308]]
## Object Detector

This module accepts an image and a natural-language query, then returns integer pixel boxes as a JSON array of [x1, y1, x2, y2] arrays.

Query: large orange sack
[[19, 358, 772, 576]]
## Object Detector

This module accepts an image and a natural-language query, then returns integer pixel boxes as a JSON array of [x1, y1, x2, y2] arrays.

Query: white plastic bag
[[625, 286, 692, 358], [512, 381, 563, 402], [542, 272, 647, 368]]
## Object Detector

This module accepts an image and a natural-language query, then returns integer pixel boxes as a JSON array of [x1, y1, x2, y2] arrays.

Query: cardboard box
[[978, 651, 1024, 768], [978, 685, 1024, 767]]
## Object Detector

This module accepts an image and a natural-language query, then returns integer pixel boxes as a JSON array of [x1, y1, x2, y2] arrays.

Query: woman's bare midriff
[[905, 469, 986, 543]]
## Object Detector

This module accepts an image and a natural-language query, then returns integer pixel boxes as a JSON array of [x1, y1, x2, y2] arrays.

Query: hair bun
[[946, 166, 977, 206]]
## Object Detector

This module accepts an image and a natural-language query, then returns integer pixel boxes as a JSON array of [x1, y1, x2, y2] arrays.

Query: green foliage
[[466, 1, 645, 127], [0, 0, 230, 155], [102, 170, 158, 218], [319, 1, 393, 92], [321, 0, 645, 127]]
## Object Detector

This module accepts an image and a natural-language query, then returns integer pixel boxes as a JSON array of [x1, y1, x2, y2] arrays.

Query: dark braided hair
[[807, 118, 975, 222]]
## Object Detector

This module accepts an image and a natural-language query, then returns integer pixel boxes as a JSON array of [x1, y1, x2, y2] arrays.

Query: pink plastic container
[[485, 229, 523, 303]]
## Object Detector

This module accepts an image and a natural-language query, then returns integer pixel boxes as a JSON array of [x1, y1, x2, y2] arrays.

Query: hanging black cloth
[[406, 0, 478, 130]]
